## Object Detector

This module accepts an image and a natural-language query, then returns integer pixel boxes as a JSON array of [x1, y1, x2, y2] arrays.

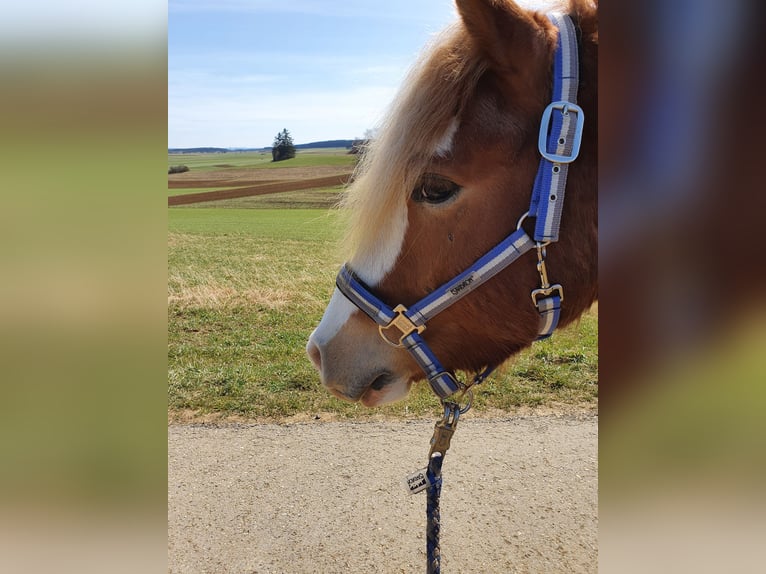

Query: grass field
[[168, 200, 598, 421], [168, 149, 355, 172]]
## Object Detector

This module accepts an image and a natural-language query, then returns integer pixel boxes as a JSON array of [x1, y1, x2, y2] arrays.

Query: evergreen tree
[[271, 128, 296, 162]]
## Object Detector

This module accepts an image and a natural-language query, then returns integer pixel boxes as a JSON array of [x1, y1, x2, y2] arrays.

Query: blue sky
[[168, 0, 460, 148]]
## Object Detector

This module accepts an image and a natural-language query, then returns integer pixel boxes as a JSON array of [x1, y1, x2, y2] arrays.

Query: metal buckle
[[531, 284, 564, 307], [538, 101, 584, 164], [378, 304, 425, 347], [531, 240, 564, 307], [428, 401, 461, 458]]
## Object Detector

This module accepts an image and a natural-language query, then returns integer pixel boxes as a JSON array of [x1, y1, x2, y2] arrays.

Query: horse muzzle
[[306, 290, 415, 406]]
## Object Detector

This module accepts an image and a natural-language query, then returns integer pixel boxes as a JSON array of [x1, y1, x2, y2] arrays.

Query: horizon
[[168, 137, 357, 151]]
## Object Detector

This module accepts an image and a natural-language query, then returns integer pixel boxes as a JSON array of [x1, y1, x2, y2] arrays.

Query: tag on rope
[[404, 468, 432, 495]]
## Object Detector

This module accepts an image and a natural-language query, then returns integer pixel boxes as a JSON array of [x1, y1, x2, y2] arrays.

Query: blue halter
[[336, 14, 584, 401]]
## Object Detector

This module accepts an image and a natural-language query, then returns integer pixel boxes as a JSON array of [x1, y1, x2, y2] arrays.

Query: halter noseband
[[335, 14, 584, 402]]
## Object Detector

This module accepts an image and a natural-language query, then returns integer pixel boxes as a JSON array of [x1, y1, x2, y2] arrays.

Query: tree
[[349, 127, 377, 155], [271, 128, 296, 162]]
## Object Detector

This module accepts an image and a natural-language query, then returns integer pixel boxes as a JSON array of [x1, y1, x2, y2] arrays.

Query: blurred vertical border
[[3, 0, 766, 572], [0, 1, 167, 573], [600, 0, 766, 571]]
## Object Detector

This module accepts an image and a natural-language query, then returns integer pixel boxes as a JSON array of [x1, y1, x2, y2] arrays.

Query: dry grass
[[168, 281, 293, 310]]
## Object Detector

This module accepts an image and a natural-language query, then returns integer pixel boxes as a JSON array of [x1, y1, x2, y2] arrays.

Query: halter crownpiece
[[335, 13, 583, 401]]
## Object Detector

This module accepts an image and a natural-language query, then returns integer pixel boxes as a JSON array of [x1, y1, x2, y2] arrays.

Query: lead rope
[[425, 453, 444, 573], [420, 370, 487, 573], [425, 401, 459, 574]]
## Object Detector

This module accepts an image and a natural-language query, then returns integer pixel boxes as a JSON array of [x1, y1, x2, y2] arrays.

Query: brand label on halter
[[449, 274, 476, 297], [403, 468, 431, 495]]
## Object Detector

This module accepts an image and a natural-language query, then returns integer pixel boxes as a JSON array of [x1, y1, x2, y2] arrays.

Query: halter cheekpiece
[[336, 14, 584, 402]]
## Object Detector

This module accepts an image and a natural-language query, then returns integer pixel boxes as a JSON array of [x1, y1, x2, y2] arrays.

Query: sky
[[168, 0, 461, 148]]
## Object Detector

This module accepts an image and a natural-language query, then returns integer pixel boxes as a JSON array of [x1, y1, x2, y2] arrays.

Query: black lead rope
[[424, 401, 461, 574], [425, 453, 444, 574]]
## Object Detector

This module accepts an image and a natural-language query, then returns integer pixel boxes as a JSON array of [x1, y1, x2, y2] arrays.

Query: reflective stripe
[[535, 295, 562, 340], [336, 264, 396, 325], [408, 230, 534, 324], [532, 13, 581, 243]]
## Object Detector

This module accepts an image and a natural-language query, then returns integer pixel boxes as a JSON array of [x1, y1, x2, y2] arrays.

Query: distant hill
[[168, 140, 355, 154], [168, 147, 231, 154], [294, 140, 354, 150]]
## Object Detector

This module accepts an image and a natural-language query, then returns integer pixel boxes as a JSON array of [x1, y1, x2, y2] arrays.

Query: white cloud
[[169, 83, 398, 147], [168, 51, 412, 147]]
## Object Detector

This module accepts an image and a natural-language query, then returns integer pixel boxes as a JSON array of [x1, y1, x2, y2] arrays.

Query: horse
[[307, 0, 597, 407]]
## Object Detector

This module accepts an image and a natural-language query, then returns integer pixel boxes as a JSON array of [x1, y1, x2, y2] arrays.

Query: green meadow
[[168, 149, 356, 172], [168, 154, 597, 421]]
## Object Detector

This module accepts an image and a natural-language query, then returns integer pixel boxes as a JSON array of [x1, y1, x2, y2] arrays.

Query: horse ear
[[455, 0, 547, 86]]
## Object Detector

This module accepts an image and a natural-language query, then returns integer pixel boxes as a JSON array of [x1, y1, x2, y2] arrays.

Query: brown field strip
[[168, 179, 280, 189], [168, 173, 352, 206]]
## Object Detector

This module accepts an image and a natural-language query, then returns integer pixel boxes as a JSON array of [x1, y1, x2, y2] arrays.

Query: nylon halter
[[336, 14, 584, 401]]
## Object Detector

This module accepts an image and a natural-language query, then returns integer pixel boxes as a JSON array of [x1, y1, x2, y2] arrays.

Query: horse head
[[307, 0, 597, 406]]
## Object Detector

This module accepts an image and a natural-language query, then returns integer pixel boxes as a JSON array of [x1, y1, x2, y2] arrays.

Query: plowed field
[[169, 164, 353, 206]]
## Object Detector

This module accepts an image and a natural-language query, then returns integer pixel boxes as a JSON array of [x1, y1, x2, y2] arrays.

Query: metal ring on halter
[[516, 210, 530, 231], [442, 386, 473, 414], [455, 388, 473, 414], [432, 371, 473, 414]]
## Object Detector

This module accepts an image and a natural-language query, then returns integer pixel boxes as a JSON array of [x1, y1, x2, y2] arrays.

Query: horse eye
[[412, 174, 461, 204]]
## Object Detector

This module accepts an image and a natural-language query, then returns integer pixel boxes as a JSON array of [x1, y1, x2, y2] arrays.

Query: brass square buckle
[[378, 304, 425, 347]]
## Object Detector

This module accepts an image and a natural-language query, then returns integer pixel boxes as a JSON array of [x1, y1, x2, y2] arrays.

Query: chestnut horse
[[307, 0, 597, 407]]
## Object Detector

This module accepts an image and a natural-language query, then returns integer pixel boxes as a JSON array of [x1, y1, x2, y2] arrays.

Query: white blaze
[[310, 288, 357, 346], [434, 118, 459, 157], [348, 199, 408, 286], [312, 117, 460, 348]]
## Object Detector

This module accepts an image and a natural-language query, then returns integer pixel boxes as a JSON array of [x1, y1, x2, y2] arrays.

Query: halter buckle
[[538, 101, 584, 164], [378, 304, 425, 347]]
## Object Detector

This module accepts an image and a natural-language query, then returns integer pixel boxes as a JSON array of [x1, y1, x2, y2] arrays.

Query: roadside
[[168, 411, 597, 573]]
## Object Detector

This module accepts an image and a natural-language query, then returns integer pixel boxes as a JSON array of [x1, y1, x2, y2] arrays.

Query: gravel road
[[168, 413, 597, 573]]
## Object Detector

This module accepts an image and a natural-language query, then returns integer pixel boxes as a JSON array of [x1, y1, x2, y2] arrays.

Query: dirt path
[[168, 165, 354, 188], [167, 173, 351, 206], [168, 413, 597, 573]]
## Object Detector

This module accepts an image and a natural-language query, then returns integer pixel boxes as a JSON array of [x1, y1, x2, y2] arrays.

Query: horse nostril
[[306, 339, 322, 371]]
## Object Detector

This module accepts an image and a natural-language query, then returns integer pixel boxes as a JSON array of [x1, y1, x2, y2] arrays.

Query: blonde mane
[[340, 24, 486, 266]]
